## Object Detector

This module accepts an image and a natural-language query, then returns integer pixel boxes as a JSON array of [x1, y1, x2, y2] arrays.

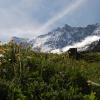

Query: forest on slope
[[0, 41, 100, 100]]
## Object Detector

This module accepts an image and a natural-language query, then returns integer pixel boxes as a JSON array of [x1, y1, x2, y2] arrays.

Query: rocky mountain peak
[[10, 23, 100, 53]]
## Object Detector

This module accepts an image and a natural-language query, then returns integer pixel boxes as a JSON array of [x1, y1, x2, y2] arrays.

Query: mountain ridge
[[10, 23, 100, 53]]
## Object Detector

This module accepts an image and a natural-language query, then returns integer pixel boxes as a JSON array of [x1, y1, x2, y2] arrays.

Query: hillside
[[0, 42, 100, 100]]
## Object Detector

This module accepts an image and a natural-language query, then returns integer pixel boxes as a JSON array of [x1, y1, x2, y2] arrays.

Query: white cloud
[[62, 35, 100, 52], [51, 35, 100, 54]]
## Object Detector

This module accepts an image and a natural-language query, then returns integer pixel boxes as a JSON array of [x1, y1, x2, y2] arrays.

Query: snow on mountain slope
[[51, 35, 100, 54], [30, 23, 100, 53], [10, 24, 100, 53]]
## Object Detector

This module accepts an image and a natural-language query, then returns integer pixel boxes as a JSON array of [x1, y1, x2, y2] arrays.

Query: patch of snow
[[51, 35, 100, 53]]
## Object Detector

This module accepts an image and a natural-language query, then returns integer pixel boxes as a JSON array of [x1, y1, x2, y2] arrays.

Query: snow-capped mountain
[[30, 23, 100, 53], [11, 23, 100, 53]]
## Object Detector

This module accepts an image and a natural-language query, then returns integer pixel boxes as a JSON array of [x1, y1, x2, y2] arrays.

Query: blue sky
[[0, 0, 100, 41]]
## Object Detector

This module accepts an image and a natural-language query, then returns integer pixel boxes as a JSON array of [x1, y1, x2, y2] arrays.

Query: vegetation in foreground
[[0, 42, 100, 100]]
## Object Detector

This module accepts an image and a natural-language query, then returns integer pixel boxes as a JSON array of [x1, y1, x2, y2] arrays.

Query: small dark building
[[68, 48, 79, 59]]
